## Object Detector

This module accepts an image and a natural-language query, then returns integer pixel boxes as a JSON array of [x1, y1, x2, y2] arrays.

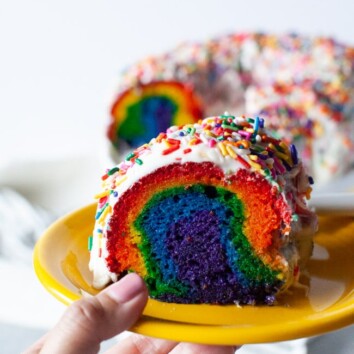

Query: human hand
[[25, 273, 239, 353]]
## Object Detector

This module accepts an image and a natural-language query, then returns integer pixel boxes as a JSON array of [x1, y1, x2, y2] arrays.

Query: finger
[[22, 333, 50, 354], [104, 333, 178, 354], [40, 273, 148, 354], [169, 343, 240, 354]]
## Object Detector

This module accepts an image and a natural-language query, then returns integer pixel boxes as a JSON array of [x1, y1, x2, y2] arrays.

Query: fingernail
[[105, 273, 145, 303]]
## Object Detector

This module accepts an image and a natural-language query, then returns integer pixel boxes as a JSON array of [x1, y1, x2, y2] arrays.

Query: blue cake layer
[[134, 185, 280, 305], [118, 96, 177, 147]]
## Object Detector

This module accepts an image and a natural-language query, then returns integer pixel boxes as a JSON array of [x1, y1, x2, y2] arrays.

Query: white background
[[0, 1, 353, 352], [1, 0, 354, 168]]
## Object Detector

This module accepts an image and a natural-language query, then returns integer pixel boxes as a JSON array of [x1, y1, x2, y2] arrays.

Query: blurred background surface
[[0, 1, 353, 353]]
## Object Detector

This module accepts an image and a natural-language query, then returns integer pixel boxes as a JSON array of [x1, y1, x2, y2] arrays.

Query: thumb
[[40, 273, 148, 354]]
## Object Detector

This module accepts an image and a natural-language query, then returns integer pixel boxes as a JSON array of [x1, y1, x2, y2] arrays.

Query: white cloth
[[0, 188, 52, 264]]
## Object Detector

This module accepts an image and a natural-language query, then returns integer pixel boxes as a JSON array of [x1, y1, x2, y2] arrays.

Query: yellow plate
[[33, 203, 354, 345]]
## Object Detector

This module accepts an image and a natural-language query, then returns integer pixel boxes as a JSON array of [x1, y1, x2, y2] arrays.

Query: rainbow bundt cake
[[108, 32, 354, 184], [89, 114, 317, 305]]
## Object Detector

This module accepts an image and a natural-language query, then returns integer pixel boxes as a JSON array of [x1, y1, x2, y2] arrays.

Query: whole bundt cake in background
[[107, 32, 354, 185], [90, 114, 317, 305]]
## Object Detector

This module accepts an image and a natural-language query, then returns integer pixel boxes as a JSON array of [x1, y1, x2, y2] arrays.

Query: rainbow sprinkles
[[89, 114, 317, 305]]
